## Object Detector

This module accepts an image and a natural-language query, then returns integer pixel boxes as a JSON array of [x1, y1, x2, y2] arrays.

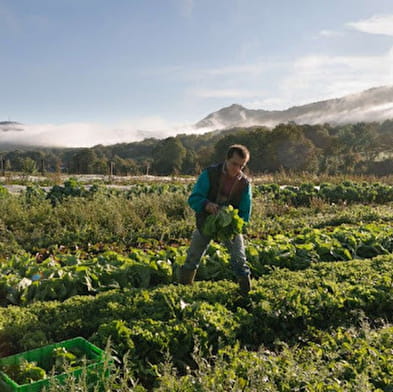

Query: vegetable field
[[1, 178, 393, 391]]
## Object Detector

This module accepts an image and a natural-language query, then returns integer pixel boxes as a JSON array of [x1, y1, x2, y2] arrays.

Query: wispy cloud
[[140, 63, 268, 81], [192, 88, 261, 99], [137, 65, 185, 78], [276, 48, 393, 108], [200, 64, 267, 77], [176, 0, 194, 17], [347, 14, 393, 36], [318, 29, 343, 38], [1, 117, 201, 147], [246, 97, 286, 110], [187, 45, 393, 112], [179, 46, 393, 111]]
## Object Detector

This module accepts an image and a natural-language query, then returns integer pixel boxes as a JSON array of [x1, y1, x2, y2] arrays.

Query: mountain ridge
[[195, 85, 393, 130]]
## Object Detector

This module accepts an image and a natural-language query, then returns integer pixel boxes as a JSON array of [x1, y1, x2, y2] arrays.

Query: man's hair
[[226, 144, 250, 161]]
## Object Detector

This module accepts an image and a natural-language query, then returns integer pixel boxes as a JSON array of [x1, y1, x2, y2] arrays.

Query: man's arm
[[238, 182, 252, 222], [188, 170, 211, 213]]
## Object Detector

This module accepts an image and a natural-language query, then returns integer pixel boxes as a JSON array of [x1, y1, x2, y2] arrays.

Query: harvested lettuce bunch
[[2, 359, 47, 385], [202, 205, 245, 241]]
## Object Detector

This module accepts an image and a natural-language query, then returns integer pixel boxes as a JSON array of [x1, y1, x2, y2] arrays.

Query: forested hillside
[[1, 120, 393, 176]]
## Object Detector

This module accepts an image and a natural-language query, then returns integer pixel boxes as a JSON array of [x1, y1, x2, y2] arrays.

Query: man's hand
[[205, 202, 219, 215]]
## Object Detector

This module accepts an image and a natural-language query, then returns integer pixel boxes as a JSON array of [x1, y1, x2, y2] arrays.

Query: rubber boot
[[179, 267, 197, 285], [238, 275, 251, 296]]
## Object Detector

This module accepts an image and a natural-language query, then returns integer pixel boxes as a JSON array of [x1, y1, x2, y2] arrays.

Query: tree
[[93, 157, 109, 175], [181, 149, 197, 174], [302, 124, 333, 149], [336, 125, 356, 154], [264, 123, 318, 172], [152, 137, 186, 175], [21, 157, 37, 175], [112, 156, 138, 175], [195, 146, 215, 172], [212, 127, 270, 174], [70, 149, 97, 174]]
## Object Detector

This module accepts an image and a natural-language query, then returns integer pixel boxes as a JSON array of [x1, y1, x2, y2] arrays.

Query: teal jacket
[[188, 167, 252, 222]]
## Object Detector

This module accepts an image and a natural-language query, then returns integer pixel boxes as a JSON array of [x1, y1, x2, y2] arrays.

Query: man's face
[[225, 152, 248, 178]]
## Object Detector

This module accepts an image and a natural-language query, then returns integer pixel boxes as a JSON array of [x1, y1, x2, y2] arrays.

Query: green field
[[1, 178, 393, 391]]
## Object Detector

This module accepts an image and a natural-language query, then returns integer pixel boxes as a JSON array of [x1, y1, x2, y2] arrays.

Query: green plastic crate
[[0, 337, 110, 392]]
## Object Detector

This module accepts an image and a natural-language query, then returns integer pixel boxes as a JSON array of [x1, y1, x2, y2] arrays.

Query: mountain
[[0, 121, 23, 132], [195, 85, 393, 130], [2, 86, 393, 150]]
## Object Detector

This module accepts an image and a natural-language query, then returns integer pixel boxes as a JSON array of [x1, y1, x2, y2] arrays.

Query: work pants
[[182, 229, 250, 277]]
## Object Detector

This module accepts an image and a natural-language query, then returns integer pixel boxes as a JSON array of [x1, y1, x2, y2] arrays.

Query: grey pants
[[183, 229, 251, 277]]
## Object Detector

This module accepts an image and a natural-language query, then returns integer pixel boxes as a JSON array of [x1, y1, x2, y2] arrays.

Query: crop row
[[0, 179, 193, 205], [256, 180, 393, 205], [1, 222, 393, 306], [1, 255, 393, 388], [3, 189, 393, 258], [10, 324, 393, 391], [143, 325, 393, 391], [3, 179, 393, 206]]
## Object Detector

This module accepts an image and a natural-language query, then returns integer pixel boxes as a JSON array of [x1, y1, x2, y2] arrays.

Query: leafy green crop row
[[1, 255, 393, 388], [247, 222, 393, 272], [44, 180, 193, 206], [151, 325, 393, 392], [3, 178, 393, 207], [255, 180, 393, 205], [31, 179, 393, 207], [2, 178, 393, 390], [2, 180, 393, 257], [21, 324, 393, 391], [1, 222, 393, 306]]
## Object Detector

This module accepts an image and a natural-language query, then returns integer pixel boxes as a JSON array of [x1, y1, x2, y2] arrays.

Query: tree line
[[1, 120, 393, 177]]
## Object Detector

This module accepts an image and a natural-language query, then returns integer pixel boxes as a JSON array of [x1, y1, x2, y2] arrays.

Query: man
[[179, 144, 252, 295]]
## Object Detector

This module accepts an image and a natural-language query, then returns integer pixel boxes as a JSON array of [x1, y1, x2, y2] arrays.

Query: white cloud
[[188, 43, 393, 112], [277, 47, 393, 108], [347, 14, 393, 36], [165, 45, 393, 113]]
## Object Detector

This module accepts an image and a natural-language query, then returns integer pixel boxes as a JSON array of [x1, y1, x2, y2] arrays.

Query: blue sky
[[1, 0, 393, 146]]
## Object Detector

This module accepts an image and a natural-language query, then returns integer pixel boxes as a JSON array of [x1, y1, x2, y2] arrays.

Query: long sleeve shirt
[[188, 169, 252, 222]]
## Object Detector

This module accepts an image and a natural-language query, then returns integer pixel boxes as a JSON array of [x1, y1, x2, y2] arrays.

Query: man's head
[[225, 144, 250, 178]]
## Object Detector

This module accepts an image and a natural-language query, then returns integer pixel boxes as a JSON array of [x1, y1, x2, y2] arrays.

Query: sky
[[1, 0, 393, 147]]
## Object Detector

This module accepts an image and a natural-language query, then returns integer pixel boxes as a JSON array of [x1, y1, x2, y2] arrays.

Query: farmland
[[1, 177, 393, 391]]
